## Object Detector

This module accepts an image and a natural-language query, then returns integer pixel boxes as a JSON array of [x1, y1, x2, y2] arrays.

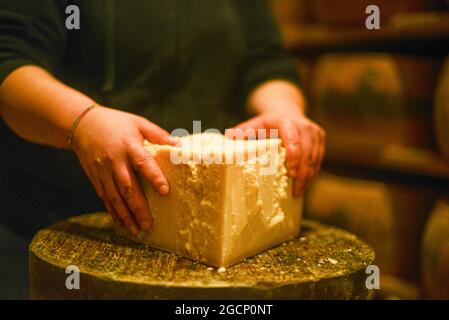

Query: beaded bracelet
[[66, 104, 97, 148]]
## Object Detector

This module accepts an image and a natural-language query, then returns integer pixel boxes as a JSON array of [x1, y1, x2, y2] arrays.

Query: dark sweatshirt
[[0, 0, 299, 236]]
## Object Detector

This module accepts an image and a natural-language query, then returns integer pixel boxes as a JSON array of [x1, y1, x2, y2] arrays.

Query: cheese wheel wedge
[[117, 133, 302, 267]]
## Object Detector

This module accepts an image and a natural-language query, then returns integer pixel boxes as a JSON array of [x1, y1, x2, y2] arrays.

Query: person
[[0, 0, 325, 239]]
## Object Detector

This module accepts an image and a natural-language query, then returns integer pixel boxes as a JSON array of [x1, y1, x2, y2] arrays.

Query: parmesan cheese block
[[118, 132, 302, 267]]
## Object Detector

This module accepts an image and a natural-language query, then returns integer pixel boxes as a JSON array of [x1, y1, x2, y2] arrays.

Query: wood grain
[[29, 213, 375, 299]]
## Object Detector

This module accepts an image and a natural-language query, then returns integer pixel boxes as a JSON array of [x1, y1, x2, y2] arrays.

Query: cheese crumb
[[328, 258, 338, 265], [206, 267, 213, 271], [217, 267, 226, 273]]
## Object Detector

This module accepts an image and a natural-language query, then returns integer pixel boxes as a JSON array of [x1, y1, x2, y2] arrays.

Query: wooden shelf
[[285, 13, 449, 55], [324, 142, 449, 184]]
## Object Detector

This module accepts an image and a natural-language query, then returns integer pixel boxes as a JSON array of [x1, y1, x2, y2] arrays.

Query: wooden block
[[29, 213, 374, 300]]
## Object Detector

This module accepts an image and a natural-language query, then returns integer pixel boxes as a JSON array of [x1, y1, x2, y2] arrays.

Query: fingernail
[[288, 168, 297, 177], [141, 220, 151, 230], [170, 137, 182, 147], [130, 225, 139, 235], [158, 184, 169, 195], [294, 188, 303, 198], [225, 129, 234, 138]]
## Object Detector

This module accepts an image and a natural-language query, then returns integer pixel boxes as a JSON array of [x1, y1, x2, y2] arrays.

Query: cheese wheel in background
[[421, 199, 449, 299], [434, 57, 449, 160], [305, 173, 437, 284], [310, 53, 441, 150], [308, 0, 446, 28]]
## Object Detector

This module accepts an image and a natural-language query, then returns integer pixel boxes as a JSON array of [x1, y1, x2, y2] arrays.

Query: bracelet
[[66, 104, 97, 148]]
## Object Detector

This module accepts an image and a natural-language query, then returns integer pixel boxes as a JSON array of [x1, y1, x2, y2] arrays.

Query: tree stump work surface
[[29, 213, 375, 299]]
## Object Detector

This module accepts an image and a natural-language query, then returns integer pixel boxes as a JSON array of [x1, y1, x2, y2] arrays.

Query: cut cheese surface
[[118, 133, 303, 267]]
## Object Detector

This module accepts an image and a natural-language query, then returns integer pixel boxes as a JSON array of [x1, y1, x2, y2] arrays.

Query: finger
[[309, 145, 324, 188], [229, 116, 268, 140], [226, 127, 260, 141], [90, 169, 123, 226], [293, 174, 305, 198], [224, 128, 237, 139], [128, 143, 169, 196], [303, 129, 321, 188], [315, 129, 326, 173], [113, 162, 153, 230], [135, 117, 177, 146], [79, 160, 122, 224], [293, 128, 312, 197], [97, 162, 139, 235], [104, 199, 124, 227], [278, 120, 301, 177], [90, 167, 124, 227], [81, 163, 106, 201], [232, 116, 266, 132]]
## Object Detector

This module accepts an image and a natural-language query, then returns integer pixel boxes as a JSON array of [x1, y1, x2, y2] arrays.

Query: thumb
[[232, 115, 266, 131], [136, 117, 177, 146], [226, 115, 268, 140]]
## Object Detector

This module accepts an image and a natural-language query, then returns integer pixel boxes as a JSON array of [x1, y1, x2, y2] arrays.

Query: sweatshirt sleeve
[[233, 0, 301, 104], [0, 0, 68, 85]]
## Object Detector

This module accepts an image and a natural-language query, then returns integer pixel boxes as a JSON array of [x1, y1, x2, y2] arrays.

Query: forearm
[[246, 80, 306, 118], [0, 65, 95, 149]]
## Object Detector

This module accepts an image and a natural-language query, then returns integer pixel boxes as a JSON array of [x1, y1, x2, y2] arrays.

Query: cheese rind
[[118, 133, 303, 267]]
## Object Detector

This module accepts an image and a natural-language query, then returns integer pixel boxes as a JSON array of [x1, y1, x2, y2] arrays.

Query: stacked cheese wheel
[[310, 53, 441, 151]]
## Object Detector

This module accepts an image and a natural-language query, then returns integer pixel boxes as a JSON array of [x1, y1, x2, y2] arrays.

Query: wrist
[[66, 104, 97, 148], [246, 80, 307, 118], [69, 104, 104, 153]]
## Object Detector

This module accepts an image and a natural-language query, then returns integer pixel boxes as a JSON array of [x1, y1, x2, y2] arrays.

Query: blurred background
[[269, 0, 449, 299]]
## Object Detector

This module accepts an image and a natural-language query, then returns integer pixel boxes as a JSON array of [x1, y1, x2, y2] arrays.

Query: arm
[[246, 79, 306, 117], [0, 67, 174, 235], [230, 1, 325, 196], [0, 1, 171, 234], [0, 65, 95, 148], [242, 80, 325, 197]]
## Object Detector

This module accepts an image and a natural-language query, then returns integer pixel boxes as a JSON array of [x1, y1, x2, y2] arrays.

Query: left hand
[[226, 112, 325, 197]]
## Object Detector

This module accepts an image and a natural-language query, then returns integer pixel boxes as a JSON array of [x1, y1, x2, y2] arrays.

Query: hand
[[227, 112, 325, 197], [71, 106, 175, 234]]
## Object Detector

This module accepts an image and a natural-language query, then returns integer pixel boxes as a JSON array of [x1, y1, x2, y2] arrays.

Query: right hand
[[71, 105, 175, 235]]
